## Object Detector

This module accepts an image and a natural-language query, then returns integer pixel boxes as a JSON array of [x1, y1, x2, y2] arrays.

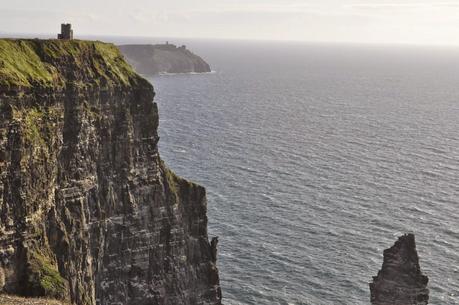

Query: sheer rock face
[[370, 234, 429, 305], [0, 39, 221, 305]]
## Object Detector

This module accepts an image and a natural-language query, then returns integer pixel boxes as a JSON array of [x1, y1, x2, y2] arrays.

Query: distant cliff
[[118, 44, 211, 75], [0, 39, 221, 305]]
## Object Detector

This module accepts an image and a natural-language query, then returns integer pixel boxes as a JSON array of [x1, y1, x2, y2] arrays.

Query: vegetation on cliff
[[11, 106, 62, 147], [0, 39, 147, 90], [24, 250, 68, 300], [0, 40, 58, 88], [161, 161, 203, 202]]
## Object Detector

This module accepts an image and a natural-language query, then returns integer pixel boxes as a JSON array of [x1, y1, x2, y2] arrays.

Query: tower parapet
[[57, 23, 73, 40]]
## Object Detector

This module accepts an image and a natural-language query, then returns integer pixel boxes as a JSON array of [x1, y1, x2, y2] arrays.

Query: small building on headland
[[154, 42, 188, 51], [57, 23, 73, 40]]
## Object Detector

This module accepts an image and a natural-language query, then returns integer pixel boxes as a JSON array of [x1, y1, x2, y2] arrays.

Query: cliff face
[[118, 44, 211, 75], [0, 39, 221, 305], [370, 234, 429, 305]]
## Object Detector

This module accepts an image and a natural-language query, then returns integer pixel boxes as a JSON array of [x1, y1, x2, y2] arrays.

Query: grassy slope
[[0, 39, 145, 89]]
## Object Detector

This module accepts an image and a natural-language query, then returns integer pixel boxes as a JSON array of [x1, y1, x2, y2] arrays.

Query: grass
[[11, 106, 61, 146], [93, 42, 140, 85], [0, 39, 145, 89], [22, 108, 45, 145], [25, 250, 67, 300], [0, 40, 60, 88], [162, 161, 199, 200]]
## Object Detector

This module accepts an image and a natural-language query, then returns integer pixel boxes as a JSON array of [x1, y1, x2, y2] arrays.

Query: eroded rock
[[370, 234, 429, 305]]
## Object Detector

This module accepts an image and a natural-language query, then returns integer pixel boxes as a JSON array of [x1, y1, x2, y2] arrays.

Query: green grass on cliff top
[[0, 39, 143, 89], [0, 40, 57, 88]]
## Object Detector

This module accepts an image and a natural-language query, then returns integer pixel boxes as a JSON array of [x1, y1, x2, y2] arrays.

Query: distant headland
[[118, 42, 211, 75]]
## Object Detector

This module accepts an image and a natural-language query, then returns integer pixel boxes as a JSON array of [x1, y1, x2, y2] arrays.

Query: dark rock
[[0, 39, 221, 305], [370, 234, 429, 305], [210, 237, 218, 263], [118, 44, 211, 75]]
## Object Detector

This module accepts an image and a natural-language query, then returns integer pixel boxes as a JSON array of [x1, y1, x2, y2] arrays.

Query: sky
[[1, 0, 459, 45]]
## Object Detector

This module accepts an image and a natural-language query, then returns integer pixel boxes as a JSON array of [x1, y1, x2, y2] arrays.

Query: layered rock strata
[[0, 39, 221, 305], [370, 234, 429, 305]]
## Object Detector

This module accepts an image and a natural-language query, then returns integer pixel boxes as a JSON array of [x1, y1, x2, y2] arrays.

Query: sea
[[113, 37, 459, 305]]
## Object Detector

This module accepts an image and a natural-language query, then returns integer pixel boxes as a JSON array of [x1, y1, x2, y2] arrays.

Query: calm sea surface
[[136, 40, 459, 305]]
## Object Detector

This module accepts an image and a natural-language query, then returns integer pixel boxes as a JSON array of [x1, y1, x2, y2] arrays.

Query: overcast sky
[[1, 0, 459, 45]]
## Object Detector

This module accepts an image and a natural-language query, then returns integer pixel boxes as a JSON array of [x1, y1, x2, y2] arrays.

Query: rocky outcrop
[[118, 44, 211, 75], [370, 234, 429, 305], [0, 39, 221, 305]]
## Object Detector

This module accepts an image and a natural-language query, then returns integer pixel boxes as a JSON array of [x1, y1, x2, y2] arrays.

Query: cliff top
[[0, 39, 147, 90]]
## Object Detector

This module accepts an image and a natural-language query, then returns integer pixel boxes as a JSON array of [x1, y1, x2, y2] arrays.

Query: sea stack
[[370, 234, 429, 305]]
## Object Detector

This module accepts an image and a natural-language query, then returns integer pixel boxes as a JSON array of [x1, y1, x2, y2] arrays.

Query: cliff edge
[[118, 44, 211, 75], [0, 39, 221, 305], [370, 234, 429, 305]]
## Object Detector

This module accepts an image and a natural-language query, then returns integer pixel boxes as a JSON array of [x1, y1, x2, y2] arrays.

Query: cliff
[[370, 234, 429, 305], [0, 39, 221, 305], [118, 44, 211, 75]]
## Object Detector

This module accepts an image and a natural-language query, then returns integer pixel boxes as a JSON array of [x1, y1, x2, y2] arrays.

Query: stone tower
[[57, 23, 73, 40]]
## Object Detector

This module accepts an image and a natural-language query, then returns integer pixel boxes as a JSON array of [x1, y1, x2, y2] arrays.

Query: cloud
[[346, 1, 459, 9]]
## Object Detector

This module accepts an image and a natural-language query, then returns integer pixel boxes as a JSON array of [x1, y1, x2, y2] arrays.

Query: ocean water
[[144, 41, 459, 305]]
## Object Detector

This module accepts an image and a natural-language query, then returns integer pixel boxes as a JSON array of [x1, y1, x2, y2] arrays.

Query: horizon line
[[2, 31, 459, 49]]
